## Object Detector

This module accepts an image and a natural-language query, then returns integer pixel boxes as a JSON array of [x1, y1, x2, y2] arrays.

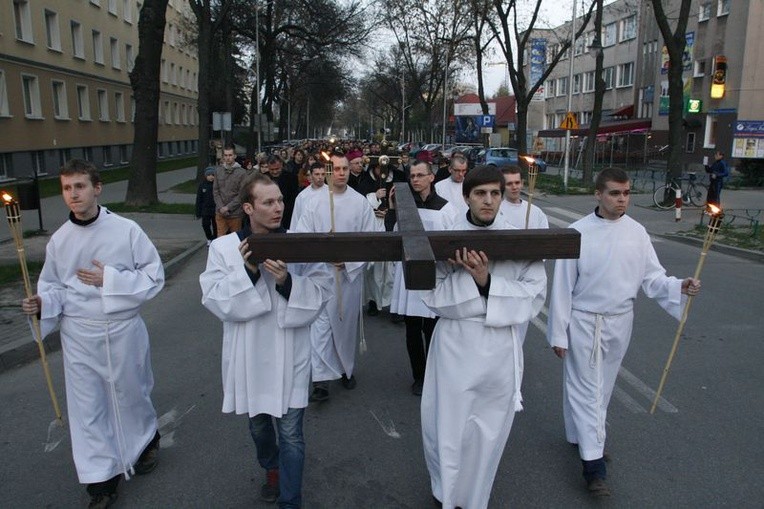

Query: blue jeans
[[248, 408, 305, 508]]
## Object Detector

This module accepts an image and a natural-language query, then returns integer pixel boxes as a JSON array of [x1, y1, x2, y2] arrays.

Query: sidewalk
[[0, 167, 206, 371]]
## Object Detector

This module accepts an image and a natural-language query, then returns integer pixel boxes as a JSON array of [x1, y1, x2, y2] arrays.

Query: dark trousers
[[201, 215, 217, 240], [405, 316, 437, 381], [707, 178, 723, 206]]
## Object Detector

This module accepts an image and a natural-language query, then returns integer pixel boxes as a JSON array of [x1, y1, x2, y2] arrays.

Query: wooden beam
[[393, 183, 436, 289]]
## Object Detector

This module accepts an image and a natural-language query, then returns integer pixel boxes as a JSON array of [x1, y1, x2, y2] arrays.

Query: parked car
[[475, 147, 547, 172], [442, 145, 474, 160]]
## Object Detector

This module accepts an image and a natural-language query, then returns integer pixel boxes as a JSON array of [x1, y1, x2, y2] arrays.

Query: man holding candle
[[21, 159, 164, 508], [546, 167, 702, 497], [499, 165, 549, 230]]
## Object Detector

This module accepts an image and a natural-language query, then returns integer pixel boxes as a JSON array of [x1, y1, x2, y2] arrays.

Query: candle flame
[[520, 155, 535, 164], [707, 204, 722, 216], [321, 151, 331, 162], [1, 191, 14, 205]]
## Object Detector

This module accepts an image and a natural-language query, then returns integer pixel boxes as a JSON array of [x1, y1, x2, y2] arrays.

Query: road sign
[[476, 115, 495, 128], [560, 112, 579, 130]]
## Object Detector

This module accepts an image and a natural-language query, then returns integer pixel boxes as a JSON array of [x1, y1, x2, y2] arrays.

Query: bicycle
[[652, 172, 708, 209]]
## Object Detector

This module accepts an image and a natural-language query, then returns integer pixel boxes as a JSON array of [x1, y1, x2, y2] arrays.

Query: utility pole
[[563, 0, 577, 191]]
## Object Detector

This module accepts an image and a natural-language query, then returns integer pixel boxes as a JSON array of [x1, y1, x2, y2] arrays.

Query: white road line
[[612, 385, 647, 413], [547, 216, 571, 228], [618, 367, 678, 413], [546, 207, 585, 221], [369, 410, 401, 439]]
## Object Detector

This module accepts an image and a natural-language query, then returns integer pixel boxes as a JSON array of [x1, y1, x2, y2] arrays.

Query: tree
[[582, 0, 604, 185], [649, 0, 693, 180], [125, 0, 170, 206], [488, 0, 594, 154], [469, 0, 496, 116]]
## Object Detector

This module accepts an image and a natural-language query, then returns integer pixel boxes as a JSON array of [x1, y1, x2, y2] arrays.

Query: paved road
[[1, 199, 762, 508]]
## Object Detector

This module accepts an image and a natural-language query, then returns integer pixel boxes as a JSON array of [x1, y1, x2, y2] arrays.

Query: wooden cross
[[247, 183, 580, 290]]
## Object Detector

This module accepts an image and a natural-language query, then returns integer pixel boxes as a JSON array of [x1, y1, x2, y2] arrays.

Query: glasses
[[409, 173, 431, 180]]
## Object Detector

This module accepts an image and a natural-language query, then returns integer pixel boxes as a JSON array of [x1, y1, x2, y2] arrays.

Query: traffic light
[[710, 56, 727, 99]]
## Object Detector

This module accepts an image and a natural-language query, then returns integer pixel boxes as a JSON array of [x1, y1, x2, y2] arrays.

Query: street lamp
[[562, 0, 578, 192]]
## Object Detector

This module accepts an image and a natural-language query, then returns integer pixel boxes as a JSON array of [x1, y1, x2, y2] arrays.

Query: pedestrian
[[21, 159, 164, 509], [385, 159, 450, 396], [420, 166, 547, 508], [295, 151, 380, 402], [499, 165, 549, 230], [266, 154, 300, 230], [200, 173, 332, 507], [434, 155, 469, 217], [196, 167, 217, 245], [546, 167, 701, 497], [289, 162, 327, 231], [213, 144, 246, 237], [705, 150, 729, 207]]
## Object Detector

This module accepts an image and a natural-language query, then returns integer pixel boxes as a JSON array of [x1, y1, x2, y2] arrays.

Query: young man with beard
[[22, 159, 164, 508], [547, 167, 701, 497], [421, 166, 546, 508], [213, 144, 246, 236], [200, 174, 331, 507]]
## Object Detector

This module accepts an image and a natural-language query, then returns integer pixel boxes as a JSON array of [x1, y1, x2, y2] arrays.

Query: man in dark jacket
[[706, 150, 729, 207], [196, 167, 217, 245]]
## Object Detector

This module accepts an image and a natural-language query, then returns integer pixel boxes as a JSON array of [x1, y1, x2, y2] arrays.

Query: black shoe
[[411, 379, 423, 396], [309, 382, 329, 402], [260, 468, 279, 502], [587, 478, 611, 497], [88, 492, 118, 509], [134, 431, 160, 475], [367, 300, 379, 316], [340, 373, 357, 390]]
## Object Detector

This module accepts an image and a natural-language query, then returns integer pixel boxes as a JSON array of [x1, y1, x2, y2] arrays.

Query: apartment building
[[0, 0, 199, 181], [525, 0, 764, 169]]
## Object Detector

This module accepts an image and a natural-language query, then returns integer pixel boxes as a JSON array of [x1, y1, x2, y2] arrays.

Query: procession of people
[[19, 139, 704, 509]]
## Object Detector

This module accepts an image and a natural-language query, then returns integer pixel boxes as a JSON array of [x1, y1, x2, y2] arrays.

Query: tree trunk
[[583, 0, 604, 185], [125, 0, 169, 206], [196, 15, 213, 180]]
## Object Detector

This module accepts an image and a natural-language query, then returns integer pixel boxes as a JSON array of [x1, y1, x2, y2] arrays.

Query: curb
[[0, 240, 208, 374], [657, 233, 763, 263]]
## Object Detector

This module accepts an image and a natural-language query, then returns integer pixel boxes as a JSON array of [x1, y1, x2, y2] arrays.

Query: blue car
[[476, 147, 547, 172]]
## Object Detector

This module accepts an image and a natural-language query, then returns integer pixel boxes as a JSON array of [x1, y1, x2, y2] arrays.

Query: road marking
[[612, 385, 647, 413], [545, 207, 585, 221], [547, 216, 571, 228], [369, 409, 401, 439], [157, 404, 197, 447]]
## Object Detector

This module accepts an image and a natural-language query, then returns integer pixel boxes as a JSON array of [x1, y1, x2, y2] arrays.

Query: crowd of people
[[22, 142, 702, 509]]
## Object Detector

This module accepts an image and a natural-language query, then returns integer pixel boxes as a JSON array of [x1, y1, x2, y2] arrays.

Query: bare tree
[[649, 0, 693, 180], [489, 0, 594, 154], [470, 0, 496, 116], [582, 0, 604, 185], [125, 0, 170, 206]]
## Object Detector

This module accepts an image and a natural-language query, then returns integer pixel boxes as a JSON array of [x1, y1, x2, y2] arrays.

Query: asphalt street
[[1, 199, 762, 508]]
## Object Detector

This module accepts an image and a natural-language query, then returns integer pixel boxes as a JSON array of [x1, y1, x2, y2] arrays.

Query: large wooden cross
[[247, 183, 580, 289]]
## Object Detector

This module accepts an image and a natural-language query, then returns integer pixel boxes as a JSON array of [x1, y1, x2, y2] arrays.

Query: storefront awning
[[537, 119, 651, 138]]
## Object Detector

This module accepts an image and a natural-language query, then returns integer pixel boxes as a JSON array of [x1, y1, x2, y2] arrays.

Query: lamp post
[[562, 0, 578, 191]]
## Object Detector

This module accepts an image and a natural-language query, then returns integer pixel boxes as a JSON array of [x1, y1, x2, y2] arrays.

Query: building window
[[617, 62, 634, 87], [115, 92, 125, 122], [574, 38, 584, 56], [161, 59, 168, 83], [686, 132, 696, 153], [573, 74, 581, 94], [119, 145, 128, 163], [32, 151, 46, 176], [545, 80, 555, 98], [21, 74, 42, 118], [584, 71, 595, 92], [90, 0, 101, 6], [704, 115, 717, 148], [83, 147, 93, 161], [103, 146, 113, 166], [618, 15, 636, 42], [126, 44, 134, 72], [168, 23, 175, 47], [110, 37, 121, 69], [14, 0, 34, 43], [604, 67, 615, 90], [58, 148, 72, 167], [76, 85, 91, 120], [602, 23, 616, 47], [44, 10, 62, 51], [717, 0, 730, 16], [181, 103, 187, 125], [170, 63, 177, 85], [557, 77, 568, 96], [108, 0, 118, 15], [699, 2, 712, 21], [131, 95, 135, 122], [0, 70, 10, 117], [52, 80, 69, 119], [0, 153, 13, 180], [164, 100, 171, 124], [92, 30, 104, 64], [157, 143, 164, 158], [694, 59, 706, 77], [123, 0, 133, 23], [580, 111, 592, 125], [173, 102, 180, 124], [71, 21, 84, 58], [97, 89, 109, 121]]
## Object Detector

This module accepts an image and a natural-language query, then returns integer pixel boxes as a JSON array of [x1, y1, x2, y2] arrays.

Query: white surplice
[[295, 187, 380, 381], [546, 212, 685, 461], [363, 192, 393, 308], [36, 208, 164, 484], [434, 178, 464, 210], [289, 185, 327, 231], [200, 232, 332, 417], [420, 213, 547, 509], [498, 198, 550, 230]]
